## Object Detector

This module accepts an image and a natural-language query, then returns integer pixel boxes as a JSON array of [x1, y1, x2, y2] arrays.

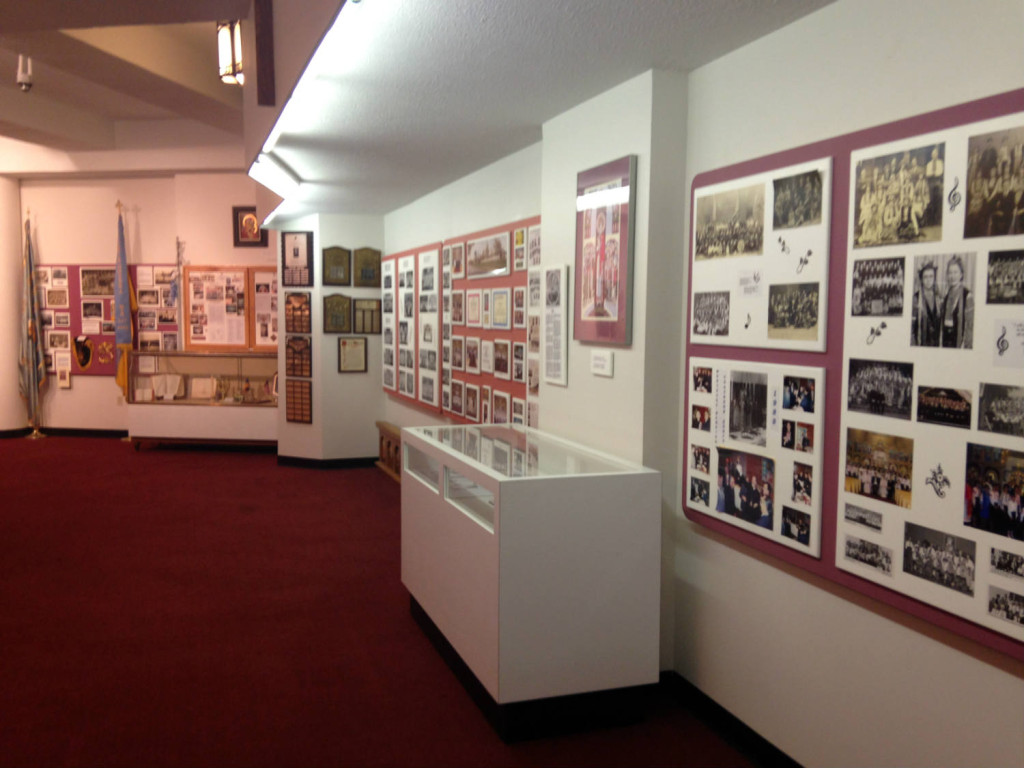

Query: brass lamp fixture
[[217, 20, 244, 86]]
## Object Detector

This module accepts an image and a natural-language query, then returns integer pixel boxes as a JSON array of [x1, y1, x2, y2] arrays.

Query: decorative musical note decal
[[997, 326, 1009, 357], [866, 321, 887, 344], [947, 176, 961, 212], [797, 249, 812, 274], [744, 313, 751, 329], [778, 236, 790, 255]]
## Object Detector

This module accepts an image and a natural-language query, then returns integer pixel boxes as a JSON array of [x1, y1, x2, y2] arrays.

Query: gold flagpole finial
[[115, 200, 124, 213]]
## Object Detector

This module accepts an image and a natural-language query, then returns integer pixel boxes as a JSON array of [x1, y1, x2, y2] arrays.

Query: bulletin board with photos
[[35, 262, 181, 376], [440, 216, 537, 428], [183, 266, 273, 353], [684, 88, 1024, 658]]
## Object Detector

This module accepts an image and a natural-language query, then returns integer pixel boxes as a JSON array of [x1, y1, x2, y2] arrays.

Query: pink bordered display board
[[381, 243, 443, 414], [683, 88, 1024, 660], [441, 216, 537, 426]]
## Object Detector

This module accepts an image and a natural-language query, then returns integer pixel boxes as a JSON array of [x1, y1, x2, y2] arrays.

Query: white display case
[[401, 424, 661, 706]]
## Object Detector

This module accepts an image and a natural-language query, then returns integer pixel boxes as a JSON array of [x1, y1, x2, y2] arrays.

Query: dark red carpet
[[0, 436, 754, 768]]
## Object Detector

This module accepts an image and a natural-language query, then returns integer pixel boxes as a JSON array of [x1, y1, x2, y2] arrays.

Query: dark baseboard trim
[[0, 427, 31, 439], [410, 596, 652, 743], [133, 438, 276, 454], [661, 671, 802, 768], [39, 427, 129, 439], [276, 455, 378, 469]]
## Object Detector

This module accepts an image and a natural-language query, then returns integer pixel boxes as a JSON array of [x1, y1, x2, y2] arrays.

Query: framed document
[[282, 231, 314, 287]]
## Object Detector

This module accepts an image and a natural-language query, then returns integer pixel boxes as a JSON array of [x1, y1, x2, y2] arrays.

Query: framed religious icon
[[323, 294, 353, 334], [282, 231, 314, 287], [574, 155, 637, 346], [233, 206, 268, 247], [323, 246, 351, 286], [353, 247, 382, 287], [338, 337, 368, 373]]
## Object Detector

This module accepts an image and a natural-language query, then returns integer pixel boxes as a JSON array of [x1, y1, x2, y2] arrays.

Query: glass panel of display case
[[405, 443, 440, 491], [445, 466, 495, 532]]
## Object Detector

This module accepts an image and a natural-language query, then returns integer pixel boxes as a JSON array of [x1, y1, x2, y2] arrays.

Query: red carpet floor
[[0, 436, 754, 768]]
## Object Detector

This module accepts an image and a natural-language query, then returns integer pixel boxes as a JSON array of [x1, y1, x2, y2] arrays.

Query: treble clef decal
[[948, 176, 961, 212], [997, 326, 1009, 356]]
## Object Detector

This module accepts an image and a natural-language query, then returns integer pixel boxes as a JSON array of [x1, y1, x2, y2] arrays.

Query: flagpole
[[20, 211, 47, 438]]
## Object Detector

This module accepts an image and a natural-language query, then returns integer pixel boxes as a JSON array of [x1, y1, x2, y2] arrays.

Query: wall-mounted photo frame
[[574, 154, 637, 346], [285, 335, 312, 378], [323, 294, 353, 334], [491, 286, 511, 330], [466, 289, 482, 327], [233, 205, 268, 247], [493, 338, 511, 380], [80, 267, 116, 297], [282, 231, 314, 287], [285, 292, 311, 334], [353, 247, 382, 287], [338, 337, 368, 373], [466, 233, 510, 280], [353, 298, 382, 334], [513, 227, 527, 271], [323, 246, 351, 286], [450, 242, 465, 279]]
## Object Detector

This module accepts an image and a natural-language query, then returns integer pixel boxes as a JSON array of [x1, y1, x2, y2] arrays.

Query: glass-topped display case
[[401, 424, 661, 708], [127, 350, 277, 406]]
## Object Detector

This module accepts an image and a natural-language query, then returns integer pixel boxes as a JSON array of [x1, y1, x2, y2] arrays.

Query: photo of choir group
[[690, 158, 830, 351], [837, 113, 1024, 644], [963, 126, 1024, 239], [687, 358, 825, 557]]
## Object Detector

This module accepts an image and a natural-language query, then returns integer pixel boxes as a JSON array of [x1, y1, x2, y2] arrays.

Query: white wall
[[677, 1, 1024, 766], [0, 177, 24, 430], [381, 142, 542, 430], [540, 73, 654, 464]]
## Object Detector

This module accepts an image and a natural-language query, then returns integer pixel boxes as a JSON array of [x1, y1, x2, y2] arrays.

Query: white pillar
[[0, 177, 26, 430]]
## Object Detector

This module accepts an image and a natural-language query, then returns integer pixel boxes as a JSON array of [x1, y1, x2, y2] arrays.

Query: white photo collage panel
[[690, 157, 831, 352], [838, 111, 1024, 642], [441, 245, 452, 413], [688, 357, 825, 558], [381, 260, 396, 391], [417, 248, 440, 408], [396, 254, 416, 398]]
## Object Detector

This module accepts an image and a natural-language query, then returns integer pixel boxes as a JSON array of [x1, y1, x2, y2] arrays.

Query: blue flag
[[18, 219, 47, 428], [113, 213, 135, 396]]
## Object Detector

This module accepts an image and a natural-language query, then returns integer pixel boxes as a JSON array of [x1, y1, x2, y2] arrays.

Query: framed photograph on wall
[[491, 286, 511, 330], [574, 155, 637, 346], [466, 233, 510, 280], [466, 289, 482, 327], [233, 206, 268, 247], [323, 246, 351, 286], [450, 242, 465, 279], [282, 231, 314, 287], [338, 337, 368, 373]]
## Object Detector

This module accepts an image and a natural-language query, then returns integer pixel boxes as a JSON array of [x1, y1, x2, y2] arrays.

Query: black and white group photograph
[[916, 386, 972, 429], [845, 503, 883, 532], [729, 371, 768, 446], [692, 290, 730, 336], [963, 125, 1024, 239], [847, 358, 913, 420], [690, 476, 710, 506], [782, 376, 816, 413], [910, 253, 975, 349], [772, 169, 823, 230], [767, 282, 818, 341], [986, 249, 1024, 304], [845, 428, 914, 508], [694, 183, 765, 260], [978, 382, 1024, 438], [964, 442, 1024, 540], [903, 522, 976, 597], [988, 586, 1024, 627], [851, 256, 905, 317], [781, 506, 811, 546], [853, 143, 944, 248], [844, 534, 893, 575], [991, 547, 1024, 580], [715, 448, 775, 529]]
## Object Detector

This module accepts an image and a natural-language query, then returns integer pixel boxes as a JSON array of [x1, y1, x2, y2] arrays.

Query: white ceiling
[[0, 0, 836, 215]]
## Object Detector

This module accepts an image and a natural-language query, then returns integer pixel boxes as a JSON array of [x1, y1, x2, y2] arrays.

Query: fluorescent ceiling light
[[249, 152, 301, 198]]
